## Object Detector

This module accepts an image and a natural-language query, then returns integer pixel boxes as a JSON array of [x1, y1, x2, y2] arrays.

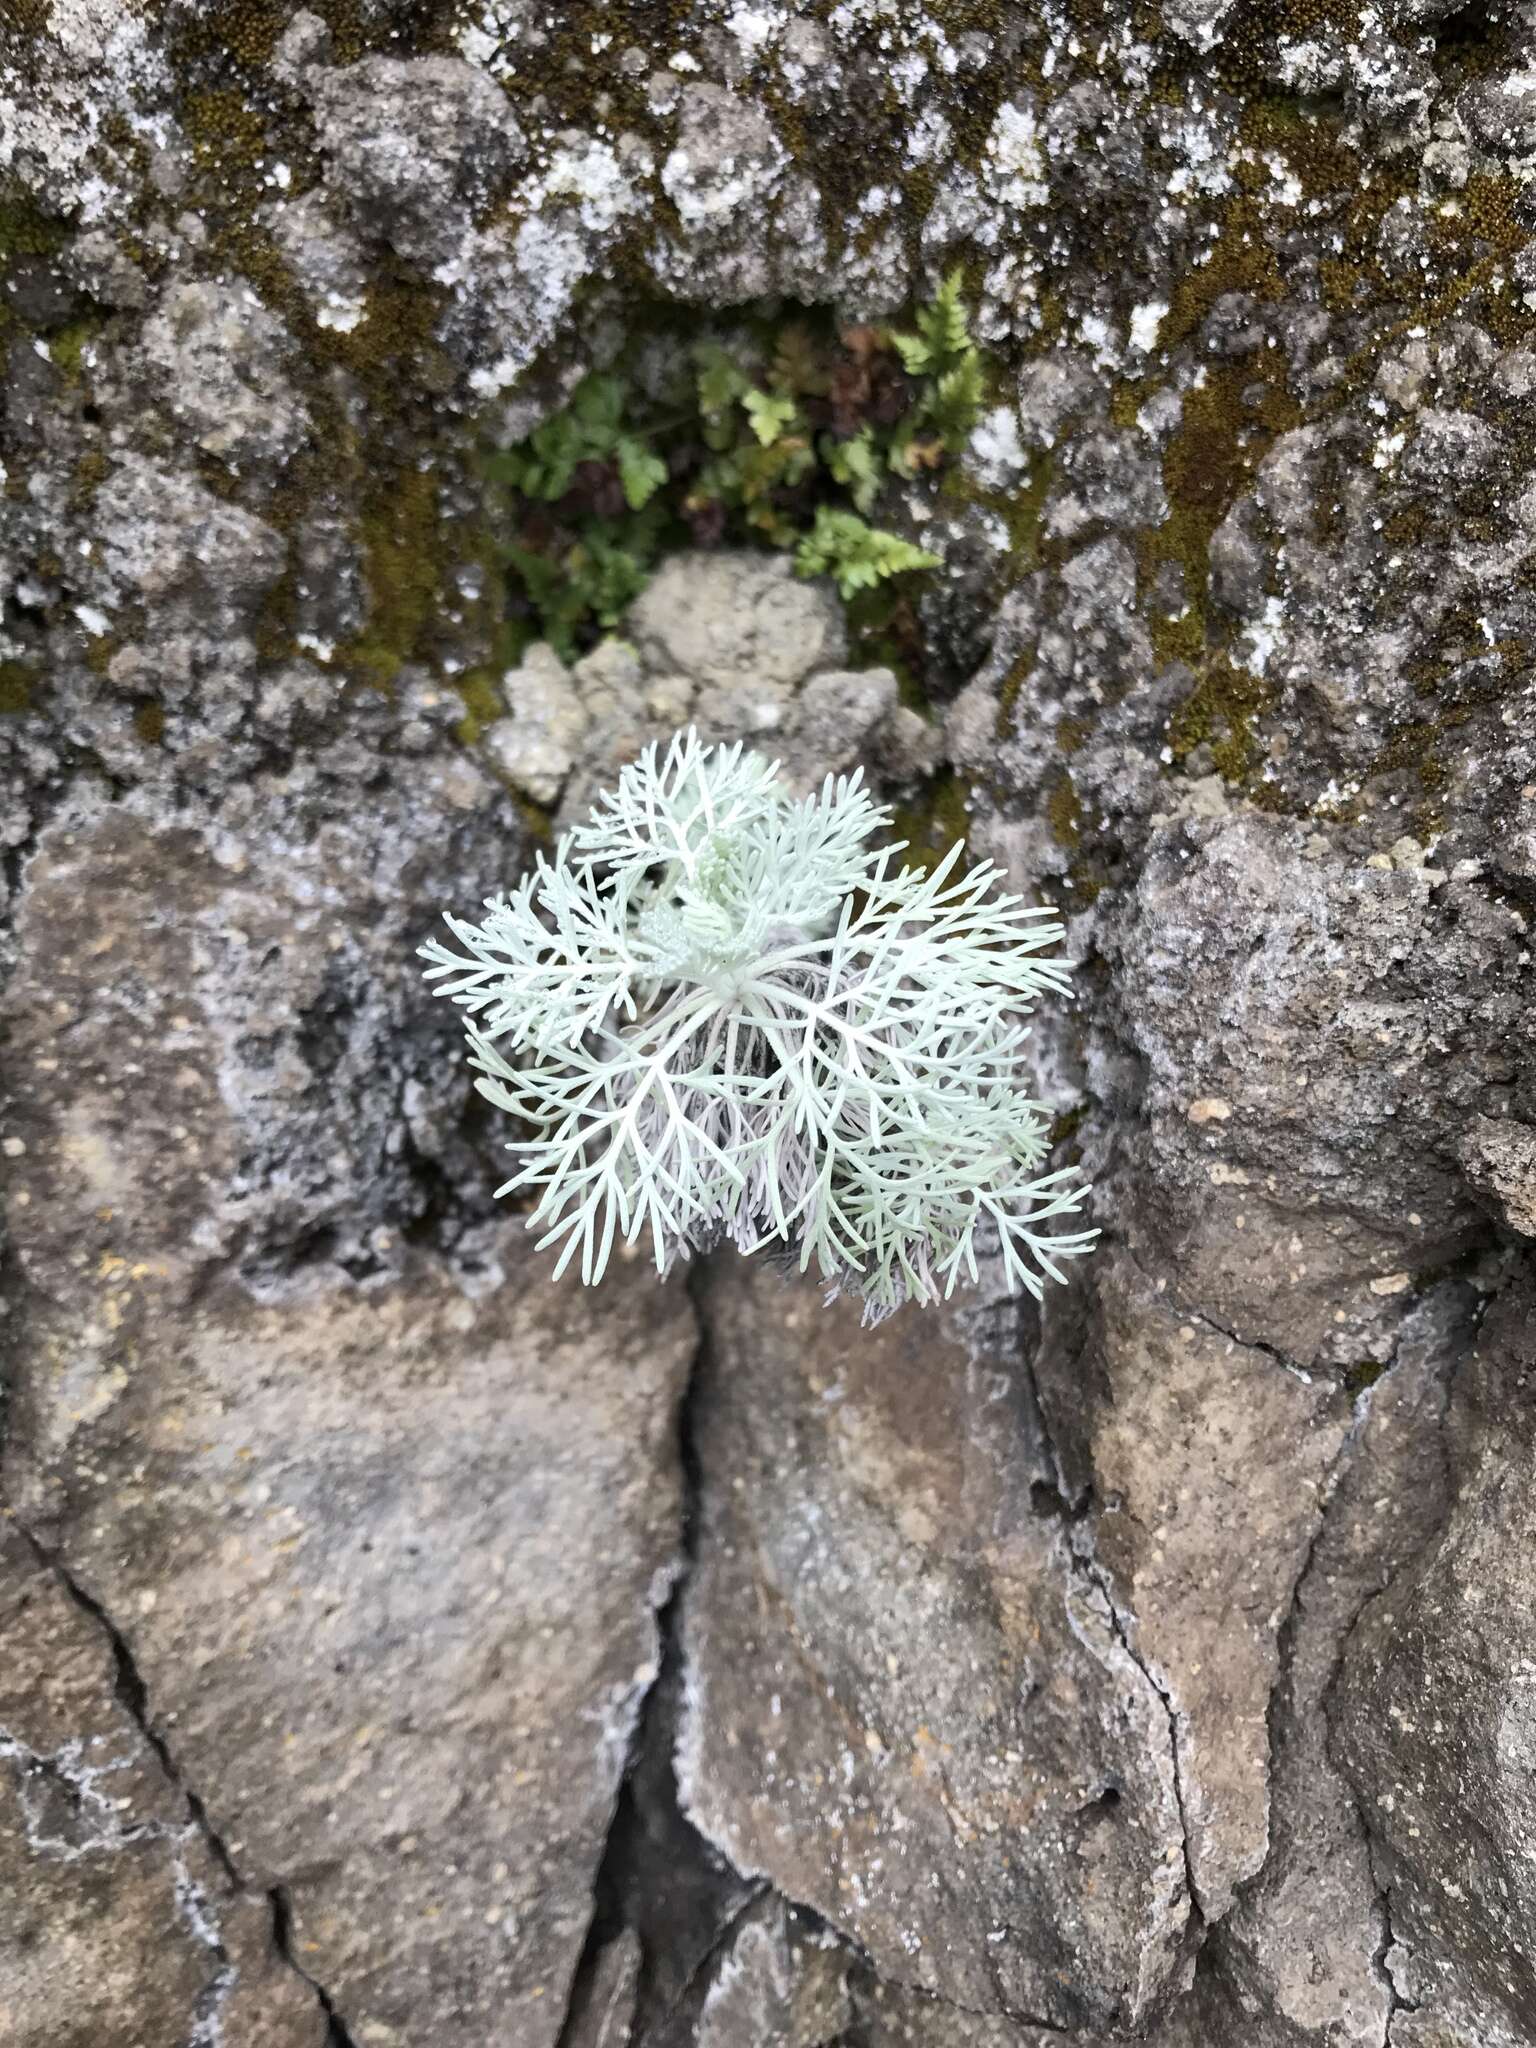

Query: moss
[[995, 639, 1041, 735], [48, 316, 100, 382], [1045, 769, 1083, 850], [1056, 715, 1090, 755], [1141, 358, 1302, 682], [942, 452, 1051, 573], [0, 661, 38, 714], [1238, 95, 1360, 203], [167, 0, 288, 70], [1163, 195, 1285, 354], [133, 702, 166, 745], [1344, 1356, 1389, 1397], [84, 635, 115, 678], [71, 446, 109, 512], [452, 664, 504, 746], [888, 769, 974, 873], [845, 585, 929, 711], [184, 87, 270, 178], [0, 181, 68, 264], [314, 269, 450, 401], [340, 434, 502, 699], [511, 793, 556, 846], [1167, 654, 1274, 781]]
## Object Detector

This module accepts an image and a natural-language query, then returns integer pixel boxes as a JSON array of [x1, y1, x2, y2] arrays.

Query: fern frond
[[794, 506, 940, 598]]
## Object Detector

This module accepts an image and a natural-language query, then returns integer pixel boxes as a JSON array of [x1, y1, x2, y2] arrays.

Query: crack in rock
[[9, 1521, 357, 2048], [1071, 1540, 1203, 1951], [556, 1266, 757, 2048]]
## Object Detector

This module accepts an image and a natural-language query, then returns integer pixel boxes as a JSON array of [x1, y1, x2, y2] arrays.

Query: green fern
[[695, 343, 751, 448], [484, 280, 992, 654], [615, 436, 667, 510], [794, 506, 940, 599], [888, 267, 974, 376], [923, 353, 985, 442], [822, 429, 882, 515], [743, 387, 800, 447]]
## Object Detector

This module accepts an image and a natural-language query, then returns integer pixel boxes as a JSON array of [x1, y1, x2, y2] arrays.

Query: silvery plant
[[422, 728, 1094, 1320]]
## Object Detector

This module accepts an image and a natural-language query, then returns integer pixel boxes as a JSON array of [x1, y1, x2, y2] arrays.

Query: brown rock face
[[677, 1259, 1190, 2034], [0, 1524, 328, 2048], [1, 805, 695, 2042], [5, 1249, 692, 2042]]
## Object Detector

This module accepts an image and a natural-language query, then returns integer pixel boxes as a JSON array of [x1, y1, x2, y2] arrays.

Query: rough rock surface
[[480, 553, 910, 821], [5, 0, 1536, 2042], [679, 1259, 1191, 2036], [0, 1523, 330, 2048]]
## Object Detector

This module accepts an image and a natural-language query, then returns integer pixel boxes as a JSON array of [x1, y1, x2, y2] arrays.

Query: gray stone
[[1096, 815, 1518, 1369], [626, 552, 846, 695], [1, 787, 508, 1295], [139, 280, 308, 471], [695, 1897, 851, 2048], [3, 1238, 694, 2045], [779, 665, 900, 792], [313, 55, 526, 270], [872, 704, 945, 784], [1458, 1115, 1536, 1237], [661, 85, 787, 235], [1333, 1279, 1536, 2045], [563, 1931, 642, 2048], [489, 642, 590, 804], [9, 0, 1536, 2036], [94, 459, 286, 630], [0, 1525, 328, 2048], [1220, 1286, 1471, 2044], [1077, 1250, 1355, 1921]]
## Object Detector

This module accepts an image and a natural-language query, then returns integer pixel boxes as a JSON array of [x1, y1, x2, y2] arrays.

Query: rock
[[694, 1896, 851, 2048], [778, 665, 899, 792], [93, 459, 286, 629], [678, 1259, 1190, 2035], [2, 1237, 694, 2045], [1219, 1286, 1470, 2044], [562, 1932, 643, 2048], [1, 787, 511, 1296], [661, 86, 788, 234], [313, 56, 526, 270], [0, 1525, 329, 2048], [655, 84, 804, 297], [1044, 428, 1167, 540], [559, 635, 653, 825], [488, 642, 590, 804], [626, 553, 847, 699], [872, 704, 945, 783], [9, 0, 1536, 2037], [1333, 1280, 1536, 2046], [263, 189, 371, 334], [1458, 1115, 1536, 1237], [139, 280, 307, 471], [1096, 814, 1519, 1369], [1077, 1250, 1356, 1920]]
